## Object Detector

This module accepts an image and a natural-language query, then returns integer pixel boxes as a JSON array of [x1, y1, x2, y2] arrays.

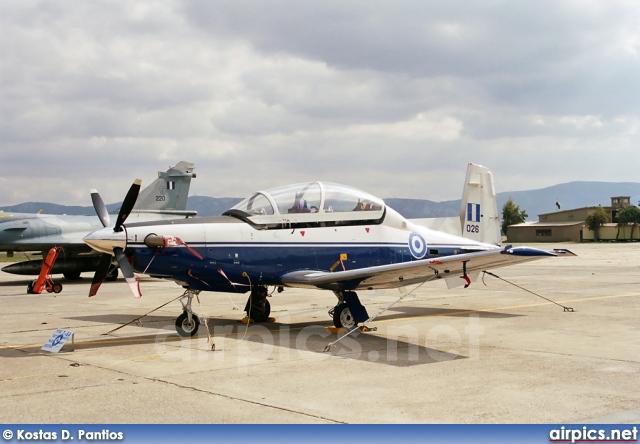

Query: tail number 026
[[466, 224, 480, 233]]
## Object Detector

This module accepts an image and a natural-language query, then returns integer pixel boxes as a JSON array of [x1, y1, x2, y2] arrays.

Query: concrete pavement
[[1, 242, 638, 423]]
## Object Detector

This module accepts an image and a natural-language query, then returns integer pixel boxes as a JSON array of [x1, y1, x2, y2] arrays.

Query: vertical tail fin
[[459, 163, 501, 246], [133, 161, 196, 212]]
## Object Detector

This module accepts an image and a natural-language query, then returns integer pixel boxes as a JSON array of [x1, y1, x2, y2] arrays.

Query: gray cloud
[[1, 0, 639, 207]]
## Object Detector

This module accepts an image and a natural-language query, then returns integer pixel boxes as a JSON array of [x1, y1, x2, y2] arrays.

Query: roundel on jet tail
[[408, 232, 427, 259]]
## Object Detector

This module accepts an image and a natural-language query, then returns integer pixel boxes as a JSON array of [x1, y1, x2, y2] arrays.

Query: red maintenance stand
[[27, 246, 64, 294]]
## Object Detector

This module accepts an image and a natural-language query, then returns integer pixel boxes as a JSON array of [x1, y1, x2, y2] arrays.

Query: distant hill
[[495, 182, 640, 219], [0, 202, 122, 216], [186, 196, 242, 217], [2, 181, 639, 220], [383, 198, 460, 218], [390, 181, 640, 220], [0, 197, 245, 218]]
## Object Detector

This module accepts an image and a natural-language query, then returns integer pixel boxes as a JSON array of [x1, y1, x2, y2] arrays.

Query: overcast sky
[[1, 1, 639, 206]]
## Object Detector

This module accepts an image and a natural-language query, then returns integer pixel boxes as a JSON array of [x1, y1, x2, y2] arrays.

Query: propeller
[[90, 189, 110, 228], [114, 179, 141, 232], [87, 179, 142, 298]]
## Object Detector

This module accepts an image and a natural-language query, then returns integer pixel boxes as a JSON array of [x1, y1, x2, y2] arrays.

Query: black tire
[[175, 311, 200, 337], [332, 302, 356, 329], [52, 282, 63, 294], [63, 271, 81, 280], [105, 267, 119, 282], [27, 280, 36, 294], [248, 298, 271, 323]]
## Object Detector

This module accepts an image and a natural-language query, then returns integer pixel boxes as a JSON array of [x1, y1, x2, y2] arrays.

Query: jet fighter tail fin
[[459, 163, 501, 246], [133, 161, 196, 213]]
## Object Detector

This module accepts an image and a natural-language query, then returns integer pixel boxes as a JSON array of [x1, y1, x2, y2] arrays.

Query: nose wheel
[[175, 311, 200, 337]]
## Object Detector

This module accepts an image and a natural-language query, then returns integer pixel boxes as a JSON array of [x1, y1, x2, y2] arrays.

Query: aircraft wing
[[280, 246, 558, 291]]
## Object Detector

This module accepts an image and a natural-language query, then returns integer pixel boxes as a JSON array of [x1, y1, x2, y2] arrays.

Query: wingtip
[[502, 246, 557, 257], [553, 248, 578, 257]]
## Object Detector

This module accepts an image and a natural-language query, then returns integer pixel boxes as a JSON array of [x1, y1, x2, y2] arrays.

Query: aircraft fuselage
[[110, 207, 493, 292]]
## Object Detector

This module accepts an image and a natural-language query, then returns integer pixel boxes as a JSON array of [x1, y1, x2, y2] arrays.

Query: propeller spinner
[[84, 179, 142, 298]]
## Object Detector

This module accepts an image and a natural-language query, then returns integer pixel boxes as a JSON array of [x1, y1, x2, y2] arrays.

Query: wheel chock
[[359, 326, 377, 332], [239, 317, 276, 324], [325, 326, 377, 334]]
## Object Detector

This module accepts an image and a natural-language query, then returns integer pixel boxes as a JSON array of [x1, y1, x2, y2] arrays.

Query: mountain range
[[3, 181, 640, 221]]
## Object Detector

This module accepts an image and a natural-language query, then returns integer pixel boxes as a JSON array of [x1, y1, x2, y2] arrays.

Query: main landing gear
[[331, 302, 355, 329], [329, 290, 369, 329], [242, 285, 272, 323]]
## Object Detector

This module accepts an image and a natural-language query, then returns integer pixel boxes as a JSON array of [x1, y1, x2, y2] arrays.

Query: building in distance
[[506, 196, 634, 242]]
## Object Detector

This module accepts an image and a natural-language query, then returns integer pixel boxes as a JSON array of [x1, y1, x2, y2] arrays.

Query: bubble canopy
[[227, 182, 386, 225]]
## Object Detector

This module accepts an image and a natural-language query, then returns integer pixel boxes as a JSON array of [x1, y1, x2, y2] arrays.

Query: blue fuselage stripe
[[128, 242, 467, 289]]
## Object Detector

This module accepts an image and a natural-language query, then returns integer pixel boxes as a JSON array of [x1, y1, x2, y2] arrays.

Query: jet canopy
[[227, 182, 386, 226]]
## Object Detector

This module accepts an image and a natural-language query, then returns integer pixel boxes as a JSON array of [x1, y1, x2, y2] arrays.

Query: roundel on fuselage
[[408, 232, 427, 259]]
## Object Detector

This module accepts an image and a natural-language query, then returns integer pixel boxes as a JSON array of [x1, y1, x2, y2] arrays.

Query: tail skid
[[459, 163, 501, 246]]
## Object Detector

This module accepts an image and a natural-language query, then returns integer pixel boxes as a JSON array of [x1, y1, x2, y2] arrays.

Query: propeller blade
[[90, 189, 110, 228], [89, 253, 114, 297], [114, 179, 142, 232], [114, 247, 142, 298]]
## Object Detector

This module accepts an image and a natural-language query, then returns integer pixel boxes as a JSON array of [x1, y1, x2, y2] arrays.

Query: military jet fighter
[[84, 164, 561, 336], [1, 161, 196, 280]]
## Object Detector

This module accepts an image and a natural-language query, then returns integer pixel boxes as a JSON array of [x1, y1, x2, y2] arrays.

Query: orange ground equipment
[[27, 246, 63, 294]]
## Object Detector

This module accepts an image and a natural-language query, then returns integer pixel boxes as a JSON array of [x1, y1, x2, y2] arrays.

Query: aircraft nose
[[83, 227, 126, 254]]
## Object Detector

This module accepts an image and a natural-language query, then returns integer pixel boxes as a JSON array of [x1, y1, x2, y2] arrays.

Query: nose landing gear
[[173, 285, 277, 336], [175, 289, 201, 337]]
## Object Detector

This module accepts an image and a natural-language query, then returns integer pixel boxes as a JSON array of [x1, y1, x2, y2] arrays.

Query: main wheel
[[248, 298, 271, 323], [27, 279, 36, 294], [175, 311, 200, 337], [332, 302, 356, 329]]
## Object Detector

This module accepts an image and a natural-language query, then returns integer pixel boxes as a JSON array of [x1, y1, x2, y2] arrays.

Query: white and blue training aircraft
[[84, 164, 560, 336]]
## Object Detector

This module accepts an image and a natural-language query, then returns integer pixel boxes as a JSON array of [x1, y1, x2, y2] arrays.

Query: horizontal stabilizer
[[553, 249, 577, 256]]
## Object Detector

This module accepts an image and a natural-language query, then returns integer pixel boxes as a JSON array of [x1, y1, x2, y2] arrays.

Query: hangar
[[506, 196, 636, 242]]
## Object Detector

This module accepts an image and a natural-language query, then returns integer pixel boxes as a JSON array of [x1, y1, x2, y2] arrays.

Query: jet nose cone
[[83, 227, 126, 254]]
